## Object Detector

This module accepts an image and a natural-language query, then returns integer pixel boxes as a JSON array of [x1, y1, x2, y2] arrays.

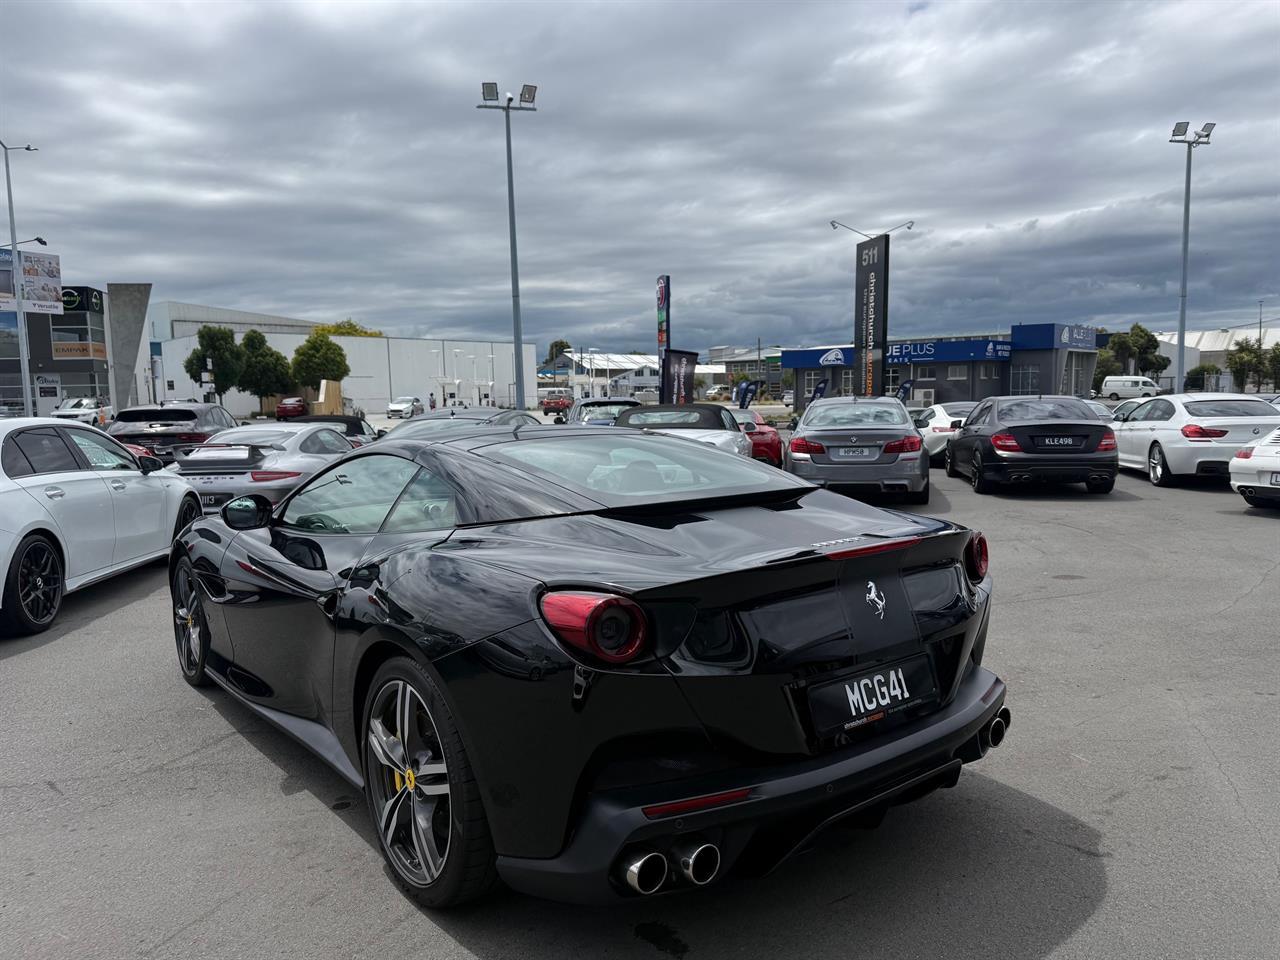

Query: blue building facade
[[782, 324, 1098, 409]]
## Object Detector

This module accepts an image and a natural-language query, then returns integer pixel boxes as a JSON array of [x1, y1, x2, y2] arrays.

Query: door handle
[[110, 480, 127, 491], [43, 486, 65, 500]]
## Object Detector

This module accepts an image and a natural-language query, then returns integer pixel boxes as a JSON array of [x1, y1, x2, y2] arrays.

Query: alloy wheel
[[172, 564, 206, 675], [366, 680, 451, 886], [971, 454, 982, 490], [1149, 447, 1163, 484], [18, 541, 61, 627]]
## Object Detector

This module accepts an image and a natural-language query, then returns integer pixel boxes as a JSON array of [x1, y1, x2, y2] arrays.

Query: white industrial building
[[143, 302, 537, 417]]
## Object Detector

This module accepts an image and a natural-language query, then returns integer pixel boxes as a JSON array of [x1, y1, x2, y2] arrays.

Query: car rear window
[[208, 428, 295, 446], [480, 434, 807, 506], [997, 398, 1093, 420], [1184, 400, 1277, 417], [116, 408, 198, 422], [571, 403, 636, 421], [804, 402, 908, 427], [941, 403, 976, 416], [615, 407, 722, 430]]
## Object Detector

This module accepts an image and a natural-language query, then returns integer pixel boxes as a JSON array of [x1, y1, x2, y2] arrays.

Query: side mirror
[[222, 494, 274, 530], [1112, 412, 1127, 423], [950, 419, 964, 429], [789, 417, 799, 430], [554, 416, 565, 425], [138, 455, 165, 475], [375, 428, 387, 438], [742, 421, 757, 432], [913, 417, 929, 429]]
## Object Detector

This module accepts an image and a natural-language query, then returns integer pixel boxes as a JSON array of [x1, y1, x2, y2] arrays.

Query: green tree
[[544, 339, 571, 366], [1139, 352, 1171, 379], [312, 318, 382, 338], [781, 370, 795, 388], [237, 330, 293, 412], [183, 325, 244, 403], [1266, 343, 1280, 390], [1092, 348, 1123, 393], [1225, 337, 1263, 391], [291, 332, 351, 390], [1107, 332, 1135, 374], [1184, 363, 1222, 392]]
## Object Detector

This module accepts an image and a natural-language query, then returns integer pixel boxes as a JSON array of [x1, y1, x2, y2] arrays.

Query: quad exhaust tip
[[624, 851, 668, 895], [676, 842, 721, 886]]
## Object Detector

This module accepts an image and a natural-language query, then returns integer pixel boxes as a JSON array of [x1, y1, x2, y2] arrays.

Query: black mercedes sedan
[[169, 425, 1009, 907], [944, 395, 1118, 494]]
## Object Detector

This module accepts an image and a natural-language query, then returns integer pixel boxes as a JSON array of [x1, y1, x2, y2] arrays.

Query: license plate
[[201, 494, 229, 507], [808, 655, 938, 736], [836, 447, 877, 459], [1272, 473, 1280, 486], [1035, 436, 1081, 448]]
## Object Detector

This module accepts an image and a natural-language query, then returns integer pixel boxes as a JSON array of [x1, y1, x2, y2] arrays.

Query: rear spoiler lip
[[172, 442, 284, 461]]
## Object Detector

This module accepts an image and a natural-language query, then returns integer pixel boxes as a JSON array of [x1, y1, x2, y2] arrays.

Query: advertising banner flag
[[894, 379, 914, 403], [853, 235, 888, 396], [656, 275, 670, 348], [739, 381, 760, 409], [810, 378, 829, 403], [0, 249, 63, 315], [663, 349, 698, 405]]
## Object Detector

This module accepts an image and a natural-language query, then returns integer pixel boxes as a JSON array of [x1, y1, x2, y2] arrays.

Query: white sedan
[[912, 402, 977, 461], [0, 418, 200, 635], [50, 396, 114, 427], [1230, 426, 1280, 509], [613, 403, 753, 457], [1113, 394, 1280, 486]]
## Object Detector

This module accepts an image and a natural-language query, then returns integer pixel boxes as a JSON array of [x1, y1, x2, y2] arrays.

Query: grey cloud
[[2, 0, 1277, 357]]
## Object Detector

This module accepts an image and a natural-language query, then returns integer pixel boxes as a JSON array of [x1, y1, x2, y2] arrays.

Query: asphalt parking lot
[[2, 468, 1277, 960]]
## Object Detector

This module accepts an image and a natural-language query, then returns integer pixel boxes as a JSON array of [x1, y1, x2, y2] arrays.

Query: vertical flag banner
[[854, 235, 888, 396], [739, 381, 760, 409], [810, 378, 829, 403], [656, 275, 671, 402], [663, 349, 698, 405]]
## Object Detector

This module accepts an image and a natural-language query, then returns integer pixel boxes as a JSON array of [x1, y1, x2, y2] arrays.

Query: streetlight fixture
[[1, 139, 38, 417], [5, 236, 46, 248], [1169, 121, 1215, 392], [477, 81, 537, 410], [829, 219, 914, 238]]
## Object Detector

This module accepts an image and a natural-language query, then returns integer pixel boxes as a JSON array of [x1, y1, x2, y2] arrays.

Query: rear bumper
[[787, 457, 928, 491], [496, 665, 1007, 904], [983, 452, 1117, 484]]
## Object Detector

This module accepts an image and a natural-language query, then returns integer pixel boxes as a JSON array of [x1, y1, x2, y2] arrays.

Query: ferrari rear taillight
[[540, 592, 648, 664], [1234, 447, 1253, 460], [250, 471, 302, 482], [1097, 429, 1117, 452], [1181, 423, 1228, 440], [965, 532, 989, 582], [882, 434, 922, 454], [991, 433, 1022, 452], [790, 437, 826, 455]]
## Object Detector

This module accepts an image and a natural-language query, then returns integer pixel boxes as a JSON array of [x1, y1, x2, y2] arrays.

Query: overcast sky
[[3, 0, 1277, 356]]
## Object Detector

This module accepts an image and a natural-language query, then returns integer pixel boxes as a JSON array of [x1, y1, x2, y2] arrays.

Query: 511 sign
[[854, 235, 889, 396]]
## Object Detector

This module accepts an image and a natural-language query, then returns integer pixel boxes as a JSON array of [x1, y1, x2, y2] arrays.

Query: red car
[[731, 408, 783, 466], [275, 396, 307, 420], [541, 394, 572, 415]]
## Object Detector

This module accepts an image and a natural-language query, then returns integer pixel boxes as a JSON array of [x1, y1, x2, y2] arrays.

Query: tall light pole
[[477, 82, 537, 410], [468, 354, 477, 404], [1259, 300, 1265, 346], [1169, 122, 1215, 392], [2, 140, 38, 417], [452, 348, 462, 405], [487, 353, 495, 405]]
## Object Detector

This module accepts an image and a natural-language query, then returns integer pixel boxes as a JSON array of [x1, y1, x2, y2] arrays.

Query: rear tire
[[171, 556, 211, 687], [362, 657, 498, 909], [0, 534, 64, 636], [905, 481, 931, 505], [1108, 393, 1119, 401], [1086, 476, 1115, 494], [970, 452, 993, 494], [1148, 443, 1175, 487], [944, 445, 959, 478]]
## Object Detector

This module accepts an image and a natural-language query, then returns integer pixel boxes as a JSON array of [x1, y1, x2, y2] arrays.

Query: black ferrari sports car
[[944, 395, 1119, 494], [169, 425, 1009, 907]]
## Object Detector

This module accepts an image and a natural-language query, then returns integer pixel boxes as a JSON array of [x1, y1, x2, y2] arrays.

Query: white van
[[1101, 376, 1161, 400]]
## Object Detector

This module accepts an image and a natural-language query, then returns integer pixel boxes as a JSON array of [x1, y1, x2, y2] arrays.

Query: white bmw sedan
[[1230, 426, 1280, 509], [1113, 394, 1280, 486], [0, 418, 200, 635]]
